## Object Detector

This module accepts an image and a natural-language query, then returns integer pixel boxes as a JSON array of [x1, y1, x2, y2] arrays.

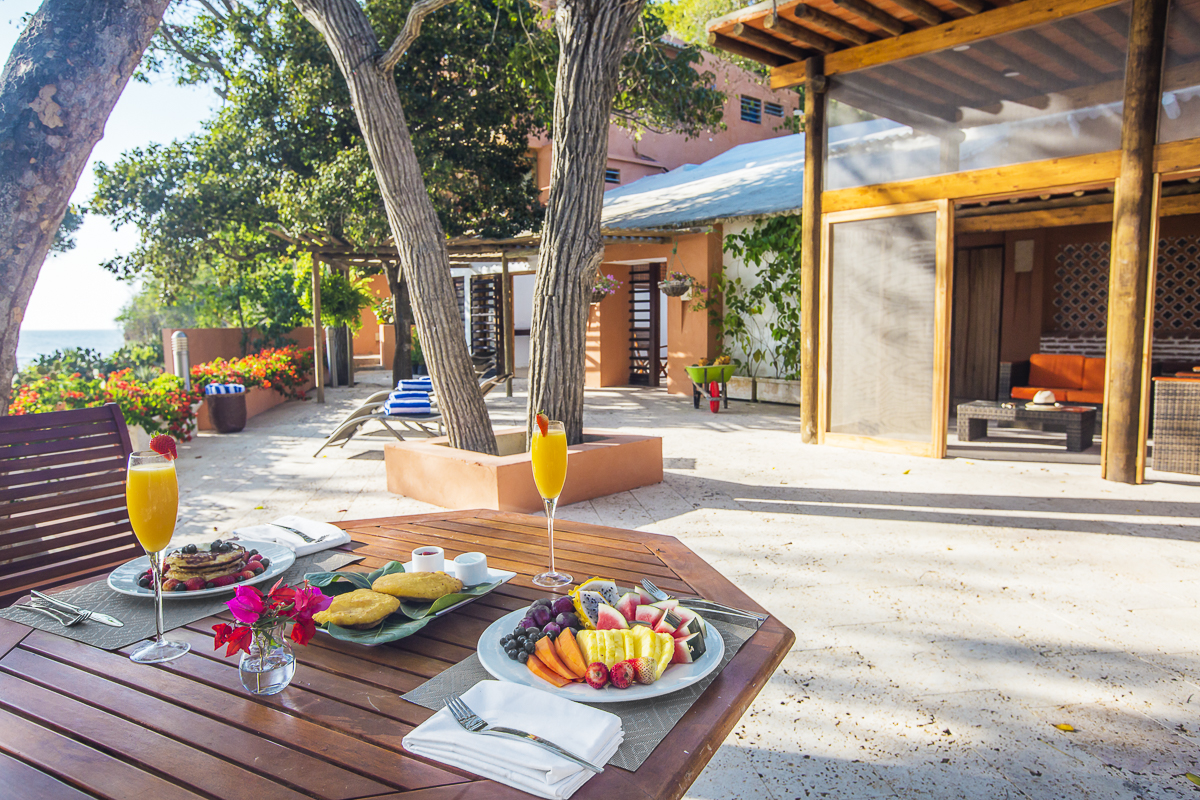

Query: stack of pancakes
[[164, 543, 249, 583]]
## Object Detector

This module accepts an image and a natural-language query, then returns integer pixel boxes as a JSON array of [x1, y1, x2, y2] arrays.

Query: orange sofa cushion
[[1011, 386, 1062, 401], [1065, 389, 1104, 404], [1028, 354, 1085, 390], [1081, 357, 1105, 390]]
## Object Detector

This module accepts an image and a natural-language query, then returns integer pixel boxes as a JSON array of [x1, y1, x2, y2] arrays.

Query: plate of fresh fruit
[[476, 577, 725, 702]]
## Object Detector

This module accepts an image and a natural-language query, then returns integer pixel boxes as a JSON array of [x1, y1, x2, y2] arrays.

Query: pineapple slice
[[577, 630, 596, 665], [632, 624, 656, 660], [653, 631, 674, 679], [622, 630, 635, 661], [608, 630, 625, 664]]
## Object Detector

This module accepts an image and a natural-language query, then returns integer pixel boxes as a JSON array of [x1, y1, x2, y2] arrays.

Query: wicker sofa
[[999, 353, 1105, 405]]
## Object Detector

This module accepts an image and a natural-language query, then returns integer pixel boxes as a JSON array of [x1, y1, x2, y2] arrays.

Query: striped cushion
[[204, 383, 246, 395], [385, 390, 432, 415], [398, 377, 432, 392]]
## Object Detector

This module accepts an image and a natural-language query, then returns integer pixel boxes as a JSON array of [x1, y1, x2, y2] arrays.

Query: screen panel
[[827, 212, 938, 443], [1159, 0, 1200, 143]]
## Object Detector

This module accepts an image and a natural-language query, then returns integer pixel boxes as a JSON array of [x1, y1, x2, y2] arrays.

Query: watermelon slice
[[615, 591, 640, 622], [672, 607, 706, 639], [650, 598, 678, 613], [595, 603, 629, 630], [637, 587, 656, 605], [653, 610, 680, 636], [634, 604, 664, 627], [672, 631, 707, 664]]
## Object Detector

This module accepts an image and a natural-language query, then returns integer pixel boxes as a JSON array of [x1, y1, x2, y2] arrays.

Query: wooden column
[[1102, 0, 1168, 483], [501, 253, 514, 397], [312, 253, 325, 404], [343, 265, 355, 388], [800, 57, 827, 443]]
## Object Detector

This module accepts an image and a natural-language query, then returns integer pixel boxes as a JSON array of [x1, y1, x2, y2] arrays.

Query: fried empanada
[[371, 570, 463, 601], [313, 589, 400, 629]]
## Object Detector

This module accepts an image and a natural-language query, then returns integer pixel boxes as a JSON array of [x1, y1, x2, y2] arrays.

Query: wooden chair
[[0, 403, 139, 607]]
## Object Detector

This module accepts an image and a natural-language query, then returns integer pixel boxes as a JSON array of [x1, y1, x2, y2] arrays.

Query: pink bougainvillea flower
[[291, 584, 332, 620], [227, 585, 266, 625]]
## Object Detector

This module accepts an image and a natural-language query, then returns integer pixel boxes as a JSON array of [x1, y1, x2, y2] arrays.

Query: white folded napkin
[[232, 515, 351, 556], [403, 681, 622, 800]]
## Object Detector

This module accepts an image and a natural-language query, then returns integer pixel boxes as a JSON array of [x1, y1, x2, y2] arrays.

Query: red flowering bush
[[191, 345, 314, 401]]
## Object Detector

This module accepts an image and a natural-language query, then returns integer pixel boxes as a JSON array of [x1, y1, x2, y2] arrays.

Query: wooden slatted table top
[[0, 509, 795, 800]]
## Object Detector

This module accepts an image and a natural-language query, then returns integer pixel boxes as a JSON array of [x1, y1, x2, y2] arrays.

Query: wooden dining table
[[0, 509, 795, 800]]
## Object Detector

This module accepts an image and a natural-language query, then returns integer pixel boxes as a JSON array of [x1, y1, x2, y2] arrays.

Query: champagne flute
[[126, 451, 190, 663], [530, 420, 572, 588]]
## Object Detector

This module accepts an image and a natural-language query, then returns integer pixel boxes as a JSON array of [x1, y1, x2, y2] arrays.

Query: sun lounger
[[312, 373, 512, 457]]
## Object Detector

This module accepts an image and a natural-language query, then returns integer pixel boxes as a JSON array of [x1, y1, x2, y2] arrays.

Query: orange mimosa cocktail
[[126, 461, 179, 553], [127, 447, 190, 665], [531, 427, 567, 500], [530, 416, 571, 588]]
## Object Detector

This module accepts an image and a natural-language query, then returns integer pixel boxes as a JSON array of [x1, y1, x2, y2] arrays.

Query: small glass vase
[[239, 623, 296, 696]]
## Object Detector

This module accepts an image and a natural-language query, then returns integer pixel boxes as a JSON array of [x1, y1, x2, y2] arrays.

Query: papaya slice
[[526, 653, 573, 688], [554, 629, 588, 679], [534, 636, 577, 681]]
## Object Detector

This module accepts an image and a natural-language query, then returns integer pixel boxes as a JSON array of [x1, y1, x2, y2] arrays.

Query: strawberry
[[536, 412, 549, 437], [184, 577, 206, 592], [210, 575, 237, 587], [162, 578, 181, 592], [585, 662, 609, 690], [148, 434, 178, 460], [630, 656, 657, 685], [609, 660, 635, 689], [238, 570, 255, 581]]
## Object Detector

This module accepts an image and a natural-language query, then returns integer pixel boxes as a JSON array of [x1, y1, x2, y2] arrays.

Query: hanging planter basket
[[658, 279, 691, 297], [590, 288, 609, 304]]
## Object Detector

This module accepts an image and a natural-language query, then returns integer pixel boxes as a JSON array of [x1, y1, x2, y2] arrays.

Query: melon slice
[[653, 610, 681, 636], [535, 636, 577, 680], [615, 591, 640, 621], [595, 603, 629, 630], [554, 629, 588, 679], [527, 654, 573, 687], [650, 598, 679, 612], [635, 604, 664, 627], [672, 631, 707, 664], [673, 607, 706, 639], [637, 587, 657, 605]]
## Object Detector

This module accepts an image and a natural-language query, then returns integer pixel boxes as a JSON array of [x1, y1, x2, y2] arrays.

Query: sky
[[3, 1, 216, 331]]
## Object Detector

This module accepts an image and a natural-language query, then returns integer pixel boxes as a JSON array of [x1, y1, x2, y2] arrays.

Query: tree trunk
[[0, 0, 171, 414], [388, 268, 413, 385], [525, 0, 646, 445], [292, 0, 496, 454]]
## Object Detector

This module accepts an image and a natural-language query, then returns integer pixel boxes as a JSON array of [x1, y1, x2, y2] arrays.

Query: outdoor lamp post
[[171, 331, 191, 391]]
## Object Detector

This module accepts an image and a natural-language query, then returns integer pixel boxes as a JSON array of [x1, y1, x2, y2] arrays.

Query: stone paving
[[173, 367, 1200, 800]]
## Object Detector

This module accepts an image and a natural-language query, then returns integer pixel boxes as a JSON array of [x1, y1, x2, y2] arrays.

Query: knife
[[31, 590, 124, 627]]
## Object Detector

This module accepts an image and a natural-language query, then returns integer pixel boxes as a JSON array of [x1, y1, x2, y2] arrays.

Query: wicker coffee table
[[956, 400, 1097, 452]]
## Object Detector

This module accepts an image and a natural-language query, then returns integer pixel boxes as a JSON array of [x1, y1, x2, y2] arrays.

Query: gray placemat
[[403, 613, 760, 772], [0, 551, 362, 651]]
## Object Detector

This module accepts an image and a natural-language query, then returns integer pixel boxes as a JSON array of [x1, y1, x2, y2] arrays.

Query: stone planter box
[[196, 379, 314, 432], [727, 375, 755, 401], [384, 427, 663, 512], [757, 377, 801, 406]]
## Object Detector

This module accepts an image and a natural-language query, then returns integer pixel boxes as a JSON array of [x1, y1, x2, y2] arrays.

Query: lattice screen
[[1052, 236, 1200, 334]]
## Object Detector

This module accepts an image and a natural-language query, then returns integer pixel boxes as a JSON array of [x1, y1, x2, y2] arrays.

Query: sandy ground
[[172, 367, 1200, 800]]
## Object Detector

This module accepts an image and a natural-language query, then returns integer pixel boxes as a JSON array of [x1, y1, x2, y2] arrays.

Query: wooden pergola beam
[[1056, 16, 1128, 74], [1103, 0, 1169, 484], [311, 254, 324, 404], [800, 57, 826, 445], [708, 32, 788, 67], [888, 0, 944, 26], [789, 4, 873, 44], [842, 73, 963, 123], [731, 22, 813, 61], [944, 0, 986, 13], [763, 13, 838, 53], [771, 0, 1126, 88], [831, 0, 906, 36]]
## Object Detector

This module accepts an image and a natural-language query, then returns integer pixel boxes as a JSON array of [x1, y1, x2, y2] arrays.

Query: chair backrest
[[0, 404, 139, 607], [479, 373, 513, 398]]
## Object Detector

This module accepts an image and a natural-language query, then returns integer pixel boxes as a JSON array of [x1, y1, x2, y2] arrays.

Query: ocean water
[[17, 329, 126, 368]]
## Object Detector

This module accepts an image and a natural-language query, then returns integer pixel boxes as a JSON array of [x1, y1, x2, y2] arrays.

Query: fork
[[270, 522, 317, 543], [444, 694, 603, 774], [13, 602, 88, 627], [641, 578, 767, 624]]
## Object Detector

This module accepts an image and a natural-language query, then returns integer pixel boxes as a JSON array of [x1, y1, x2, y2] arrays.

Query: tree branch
[[378, 0, 458, 72], [159, 23, 230, 88]]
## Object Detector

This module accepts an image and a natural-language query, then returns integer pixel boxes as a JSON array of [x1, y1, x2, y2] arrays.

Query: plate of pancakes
[[107, 540, 296, 599]]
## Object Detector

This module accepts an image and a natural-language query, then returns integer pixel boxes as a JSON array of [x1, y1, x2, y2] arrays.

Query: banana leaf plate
[[305, 560, 515, 646]]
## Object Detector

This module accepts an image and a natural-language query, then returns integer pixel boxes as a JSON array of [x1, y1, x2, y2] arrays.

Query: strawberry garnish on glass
[[535, 412, 549, 437], [148, 434, 178, 460]]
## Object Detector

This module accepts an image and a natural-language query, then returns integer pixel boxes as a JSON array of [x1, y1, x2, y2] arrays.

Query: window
[[605, 168, 621, 184], [740, 96, 762, 124], [765, 101, 784, 118]]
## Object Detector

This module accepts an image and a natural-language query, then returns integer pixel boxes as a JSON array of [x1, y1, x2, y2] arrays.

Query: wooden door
[[950, 246, 1003, 402], [627, 263, 661, 386]]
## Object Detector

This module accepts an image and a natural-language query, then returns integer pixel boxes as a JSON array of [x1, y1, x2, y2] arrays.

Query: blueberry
[[137, 577, 150, 589], [182, 544, 197, 555], [173, 583, 187, 591], [517, 651, 529, 664], [500, 635, 511, 646], [259, 558, 270, 569], [206, 582, 215, 589], [248, 549, 258, 556]]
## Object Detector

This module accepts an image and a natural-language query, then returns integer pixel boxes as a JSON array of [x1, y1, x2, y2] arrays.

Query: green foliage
[[718, 216, 804, 380], [296, 267, 374, 331], [50, 205, 86, 253], [17, 343, 165, 386], [657, 0, 742, 45]]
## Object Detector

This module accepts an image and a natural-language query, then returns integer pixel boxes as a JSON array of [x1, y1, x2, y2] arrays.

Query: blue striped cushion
[[398, 377, 432, 392], [204, 383, 246, 395], [385, 390, 432, 415]]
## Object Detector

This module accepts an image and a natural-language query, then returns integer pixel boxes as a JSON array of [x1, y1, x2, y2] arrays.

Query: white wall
[[721, 220, 784, 379], [513, 274, 535, 369]]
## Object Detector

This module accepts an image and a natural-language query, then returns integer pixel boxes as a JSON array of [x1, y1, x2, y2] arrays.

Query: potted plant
[[591, 273, 621, 304], [658, 270, 695, 297], [684, 355, 735, 385]]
